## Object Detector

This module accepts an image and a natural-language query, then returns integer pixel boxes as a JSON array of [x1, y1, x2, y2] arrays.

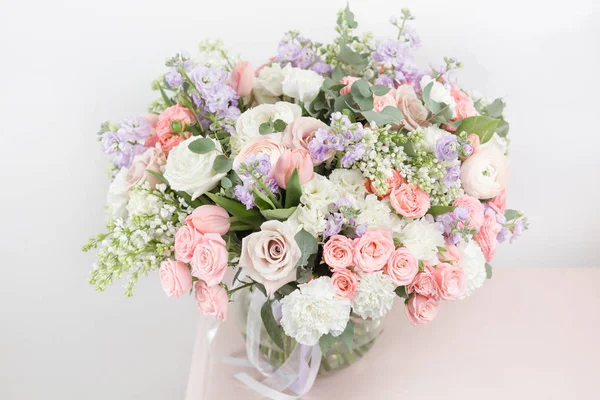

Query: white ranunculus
[[420, 75, 456, 112], [106, 167, 130, 221], [328, 169, 368, 198], [281, 65, 325, 104], [399, 218, 445, 264], [460, 145, 509, 199], [481, 132, 508, 155], [231, 101, 301, 155], [459, 240, 487, 298], [281, 276, 351, 346], [418, 125, 452, 152], [356, 194, 394, 230], [253, 63, 285, 104], [351, 272, 396, 319], [286, 205, 327, 238], [163, 137, 227, 200], [300, 174, 341, 213]]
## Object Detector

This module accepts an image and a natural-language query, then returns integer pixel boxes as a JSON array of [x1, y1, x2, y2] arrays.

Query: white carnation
[[420, 75, 456, 112], [106, 167, 130, 221], [459, 240, 487, 298], [418, 125, 452, 152], [351, 272, 396, 319], [163, 137, 227, 200], [356, 194, 394, 230], [281, 65, 325, 104], [300, 174, 341, 213], [286, 205, 327, 238], [232, 101, 301, 155], [253, 63, 284, 104], [329, 169, 367, 198], [280, 277, 351, 346], [399, 219, 445, 264]]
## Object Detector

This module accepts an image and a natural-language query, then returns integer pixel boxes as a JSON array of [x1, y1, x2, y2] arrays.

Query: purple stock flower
[[443, 165, 461, 187], [497, 227, 511, 243], [276, 42, 303, 65], [401, 25, 421, 49], [340, 143, 365, 168], [165, 68, 183, 88], [435, 135, 459, 161], [375, 74, 394, 86], [190, 65, 238, 115], [454, 206, 470, 221], [324, 213, 344, 238], [255, 153, 272, 176], [373, 39, 410, 66], [355, 224, 368, 238], [117, 116, 152, 141], [311, 61, 331, 75], [436, 213, 455, 234], [234, 184, 255, 210], [510, 218, 527, 243], [449, 232, 461, 245], [462, 143, 473, 157], [266, 178, 280, 194]]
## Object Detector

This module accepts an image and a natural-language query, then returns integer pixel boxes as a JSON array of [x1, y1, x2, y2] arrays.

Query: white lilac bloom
[[351, 272, 396, 319], [328, 169, 368, 198], [399, 218, 445, 264], [280, 277, 351, 346], [106, 167, 130, 221], [300, 174, 341, 214], [459, 240, 487, 298]]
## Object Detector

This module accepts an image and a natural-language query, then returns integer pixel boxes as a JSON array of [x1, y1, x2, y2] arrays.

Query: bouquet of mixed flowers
[[84, 4, 527, 396]]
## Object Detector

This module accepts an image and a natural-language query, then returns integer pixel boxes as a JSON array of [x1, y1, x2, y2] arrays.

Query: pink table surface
[[185, 268, 600, 399]]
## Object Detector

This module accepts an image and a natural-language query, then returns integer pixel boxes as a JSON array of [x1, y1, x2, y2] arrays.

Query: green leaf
[[331, 65, 344, 82], [395, 286, 409, 299], [504, 209, 520, 221], [339, 320, 354, 350], [361, 106, 404, 126], [252, 187, 276, 210], [229, 221, 254, 231], [371, 85, 391, 96], [427, 205, 457, 217], [158, 85, 175, 106], [295, 229, 318, 267], [204, 192, 264, 226], [220, 177, 232, 189], [485, 263, 493, 279], [319, 333, 337, 356], [341, 3, 358, 28], [337, 44, 369, 69], [351, 79, 371, 98], [273, 119, 288, 132], [484, 98, 505, 118], [145, 169, 169, 186], [403, 141, 417, 157], [188, 138, 216, 154], [352, 93, 374, 111], [261, 300, 285, 350], [496, 119, 510, 137], [456, 116, 500, 144], [284, 169, 302, 208], [334, 94, 354, 112], [213, 155, 233, 173], [260, 207, 297, 221], [259, 121, 273, 135]]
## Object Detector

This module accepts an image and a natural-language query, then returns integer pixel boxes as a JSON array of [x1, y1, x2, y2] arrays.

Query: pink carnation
[[451, 85, 478, 120], [474, 212, 501, 262]]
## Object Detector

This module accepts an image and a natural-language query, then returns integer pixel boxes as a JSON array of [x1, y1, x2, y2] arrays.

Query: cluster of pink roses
[[365, 169, 431, 219], [159, 205, 233, 320]]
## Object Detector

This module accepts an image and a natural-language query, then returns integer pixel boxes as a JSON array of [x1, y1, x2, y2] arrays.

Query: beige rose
[[125, 146, 166, 190], [239, 221, 302, 296], [394, 85, 428, 131]]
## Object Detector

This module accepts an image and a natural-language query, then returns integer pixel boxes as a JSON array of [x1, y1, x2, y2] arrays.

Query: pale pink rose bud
[[339, 76, 360, 95], [185, 205, 231, 236], [384, 247, 418, 286], [159, 259, 193, 298], [273, 148, 314, 189], [194, 280, 228, 321], [353, 229, 395, 273], [405, 294, 440, 325], [433, 262, 467, 300], [323, 235, 355, 270], [331, 269, 358, 299], [190, 233, 229, 286], [174, 225, 202, 263], [389, 183, 431, 219], [228, 61, 254, 97]]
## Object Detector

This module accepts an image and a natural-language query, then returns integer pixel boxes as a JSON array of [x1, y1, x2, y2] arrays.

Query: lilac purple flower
[[116, 116, 152, 141], [497, 227, 511, 243], [255, 153, 272, 176], [275, 34, 331, 74], [190, 65, 238, 115], [373, 39, 410, 66], [375, 74, 394, 87], [324, 213, 344, 238], [454, 206, 470, 221], [165, 68, 183, 88], [435, 135, 459, 161], [510, 217, 527, 243], [340, 143, 365, 168], [354, 224, 368, 238], [443, 165, 461, 187], [234, 184, 255, 210]]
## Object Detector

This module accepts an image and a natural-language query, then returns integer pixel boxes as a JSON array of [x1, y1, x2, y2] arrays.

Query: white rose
[[281, 65, 325, 104], [460, 145, 509, 199], [458, 240, 487, 298], [239, 220, 302, 296], [286, 205, 327, 239], [399, 219, 445, 264], [329, 169, 368, 198], [163, 137, 227, 200], [106, 167, 129, 221], [232, 101, 301, 155], [253, 63, 285, 104], [418, 125, 451, 152], [420, 75, 456, 113], [300, 174, 341, 213]]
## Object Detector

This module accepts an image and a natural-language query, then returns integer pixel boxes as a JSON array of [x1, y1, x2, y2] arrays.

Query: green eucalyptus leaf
[[295, 229, 318, 267], [334, 94, 354, 112], [220, 176, 232, 189], [485, 263, 493, 279], [484, 98, 505, 118], [188, 138, 216, 154], [261, 300, 285, 350], [331, 65, 344, 82], [504, 209, 520, 221], [259, 121, 273, 135], [352, 93, 374, 111], [337, 44, 369, 69], [351, 79, 371, 98], [395, 286, 409, 299], [427, 205, 457, 217], [273, 119, 287, 132], [319, 333, 337, 356], [339, 320, 354, 350], [361, 106, 404, 126], [342, 3, 358, 28], [371, 85, 391, 96], [496, 119, 510, 137], [261, 207, 297, 221], [284, 169, 302, 208], [213, 155, 233, 173], [456, 116, 500, 144]]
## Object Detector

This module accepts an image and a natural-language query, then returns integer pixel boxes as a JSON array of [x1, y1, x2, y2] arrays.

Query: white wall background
[[0, 0, 598, 399]]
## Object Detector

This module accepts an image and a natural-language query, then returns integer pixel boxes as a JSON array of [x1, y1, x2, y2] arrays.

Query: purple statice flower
[[340, 143, 365, 168], [373, 39, 410, 67], [454, 206, 470, 221], [165, 68, 183, 88], [234, 184, 255, 210], [435, 135, 459, 162], [116, 116, 152, 141], [375, 74, 394, 87], [443, 165, 461, 187], [497, 227, 511, 243], [510, 217, 527, 244], [324, 213, 344, 238], [255, 153, 272, 176]]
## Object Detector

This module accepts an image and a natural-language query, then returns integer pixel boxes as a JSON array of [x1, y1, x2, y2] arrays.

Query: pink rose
[[373, 92, 397, 112], [233, 133, 287, 177], [407, 267, 440, 299], [273, 148, 314, 189], [488, 189, 507, 215], [453, 195, 485, 231], [384, 247, 419, 286], [282, 117, 331, 163], [389, 183, 431, 219], [466, 134, 480, 156], [474, 212, 500, 262], [433, 262, 467, 300], [174, 225, 202, 263], [339, 76, 360, 95], [365, 169, 405, 198], [194, 280, 228, 321], [228, 61, 254, 97], [190, 233, 229, 286], [155, 104, 194, 154], [405, 294, 439, 325], [331, 269, 358, 299], [186, 205, 231, 236], [438, 240, 462, 265], [159, 259, 192, 298], [353, 229, 395, 273], [393, 85, 428, 131], [450, 85, 478, 120], [125, 146, 166, 190], [323, 235, 355, 270]]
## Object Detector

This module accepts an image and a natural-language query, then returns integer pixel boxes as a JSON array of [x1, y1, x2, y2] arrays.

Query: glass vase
[[233, 286, 385, 375]]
